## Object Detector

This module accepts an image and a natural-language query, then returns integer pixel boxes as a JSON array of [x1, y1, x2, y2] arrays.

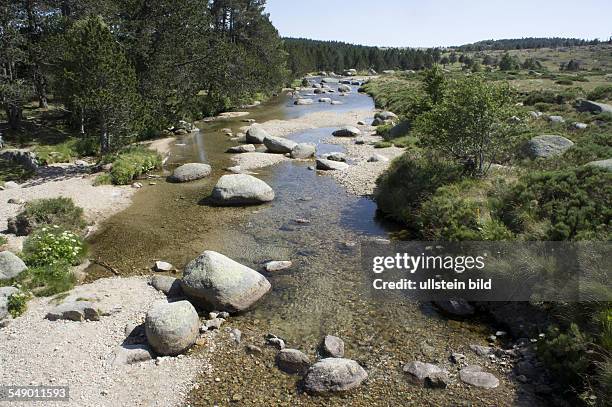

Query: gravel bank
[[257, 109, 372, 137], [0, 276, 207, 407], [0, 164, 135, 251], [325, 133, 404, 196]]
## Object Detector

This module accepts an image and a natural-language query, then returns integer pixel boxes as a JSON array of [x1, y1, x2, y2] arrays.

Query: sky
[[265, 0, 612, 48]]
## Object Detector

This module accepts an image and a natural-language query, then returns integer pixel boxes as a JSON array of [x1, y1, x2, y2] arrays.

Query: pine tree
[[61, 16, 142, 152]]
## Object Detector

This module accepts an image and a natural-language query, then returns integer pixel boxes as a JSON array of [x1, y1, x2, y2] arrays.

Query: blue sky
[[265, 0, 612, 47]]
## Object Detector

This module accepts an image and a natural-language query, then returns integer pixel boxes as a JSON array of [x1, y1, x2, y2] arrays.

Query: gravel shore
[[325, 132, 404, 196], [0, 164, 135, 251], [0, 276, 207, 407]]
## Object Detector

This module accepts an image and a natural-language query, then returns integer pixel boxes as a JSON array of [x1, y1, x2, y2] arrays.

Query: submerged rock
[[294, 98, 314, 105], [304, 358, 368, 393], [459, 365, 500, 389], [227, 144, 256, 154], [145, 300, 199, 356], [211, 174, 275, 205], [403, 361, 449, 385], [264, 261, 293, 272], [276, 349, 311, 375], [181, 251, 271, 313], [169, 163, 212, 183], [321, 335, 345, 358], [433, 299, 475, 317]]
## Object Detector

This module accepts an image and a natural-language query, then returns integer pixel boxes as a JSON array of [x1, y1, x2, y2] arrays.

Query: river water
[[88, 83, 529, 405]]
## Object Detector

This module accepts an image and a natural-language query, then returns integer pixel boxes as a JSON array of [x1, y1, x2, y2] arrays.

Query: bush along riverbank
[[1, 197, 90, 324], [370, 67, 611, 404]]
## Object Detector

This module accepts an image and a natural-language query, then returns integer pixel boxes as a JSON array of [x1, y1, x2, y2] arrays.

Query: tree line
[[456, 37, 608, 51], [284, 38, 442, 76], [0, 0, 288, 152]]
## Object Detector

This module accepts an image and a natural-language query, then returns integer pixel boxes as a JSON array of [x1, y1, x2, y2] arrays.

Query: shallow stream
[[88, 82, 532, 405]]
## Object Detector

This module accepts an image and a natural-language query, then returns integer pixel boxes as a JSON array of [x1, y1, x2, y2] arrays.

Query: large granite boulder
[[246, 126, 270, 144], [304, 358, 368, 393], [169, 163, 212, 183], [211, 174, 274, 205], [586, 158, 612, 171], [181, 251, 271, 313], [332, 126, 361, 137], [290, 143, 316, 159], [0, 251, 28, 281], [263, 136, 297, 154], [316, 159, 349, 171], [144, 300, 199, 356], [577, 100, 612, 114], [524, 135, 574, 159]]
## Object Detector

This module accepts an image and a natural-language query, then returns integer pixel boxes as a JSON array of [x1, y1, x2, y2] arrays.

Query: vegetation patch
[[498, 166, 611, 240], [23, 227, 87, 267], [10, 197, 86, 236], [108, 146, 162, 185]]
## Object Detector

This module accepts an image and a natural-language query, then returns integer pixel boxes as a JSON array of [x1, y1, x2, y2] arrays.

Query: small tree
[[61, 16, 141, 152], [499, 52, 519, 71], [416, 75, 523, 175], [423, 65, 446, 105]]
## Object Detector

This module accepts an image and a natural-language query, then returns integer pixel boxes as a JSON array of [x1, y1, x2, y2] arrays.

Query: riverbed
[[87, 81, 537, 406]]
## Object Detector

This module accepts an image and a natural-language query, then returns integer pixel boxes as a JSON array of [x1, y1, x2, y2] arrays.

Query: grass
[[107, 146, 162, 185], [0, 235, 7, 247], [0, 158, 35, 186], [11, 197, 86, 236]]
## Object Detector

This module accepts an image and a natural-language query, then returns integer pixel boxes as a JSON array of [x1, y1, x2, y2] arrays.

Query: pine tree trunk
[[35, 66, 48, 109], [6, 104, 23, 129], [100, 119, 110, 153], [80, 107, 85, 134]]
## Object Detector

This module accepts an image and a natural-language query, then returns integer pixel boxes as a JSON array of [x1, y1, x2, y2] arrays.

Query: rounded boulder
[[144, 300, 200, 356]]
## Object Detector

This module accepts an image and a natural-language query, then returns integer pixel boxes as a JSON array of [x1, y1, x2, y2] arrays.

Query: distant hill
[[456, 37, 608, 51]]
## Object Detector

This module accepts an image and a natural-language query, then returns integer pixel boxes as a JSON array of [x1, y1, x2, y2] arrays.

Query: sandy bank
[[0, 164, 135, 251], [0, 276, 206, 407]]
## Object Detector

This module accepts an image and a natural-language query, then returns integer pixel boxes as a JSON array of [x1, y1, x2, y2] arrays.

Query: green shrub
[[28, 263, 76, 296], [34, 139, 79, 164], [587, 85, 612, 101], [11, 197, 86, 235], [499, 166, 611, 240], [375, 156, 463, 227], [7, 291, 30, 318], [109, 146, 162, 185], [562, 133, 612, 165], [375, 124, 393, 136], [538, 324, 591, 393], [595, 112, 612, 123], [374, 141, 393, 148], [556, 79, 574, 85], [480, 218, 515, 240], [418, 182, 483, 241], [0, 235, 6, 246], [23, 226, 86, 267], [93, 173, 112, 186]]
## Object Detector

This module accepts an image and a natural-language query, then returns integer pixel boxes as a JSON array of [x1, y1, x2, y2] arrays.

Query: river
[[87, 82, 531, 406]]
